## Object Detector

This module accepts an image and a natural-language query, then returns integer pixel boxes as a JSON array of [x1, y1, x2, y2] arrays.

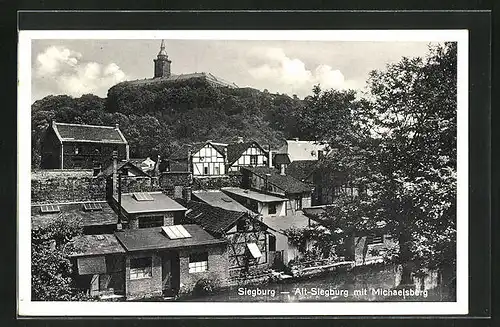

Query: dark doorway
[[162, 252, 180, 296]]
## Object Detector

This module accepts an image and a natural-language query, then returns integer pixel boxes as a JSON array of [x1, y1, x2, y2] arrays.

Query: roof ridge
[[54, 122, 119, 129]]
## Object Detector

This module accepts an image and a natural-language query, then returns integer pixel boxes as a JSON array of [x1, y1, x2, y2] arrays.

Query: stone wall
[[353, 234, 399, 266], [31, 169, 107, 204], [178, 245, 229, 294], [192, 175, 242, 191]]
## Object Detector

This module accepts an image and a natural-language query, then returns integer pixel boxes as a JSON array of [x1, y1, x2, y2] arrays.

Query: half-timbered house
[[168, 141, 227, 176], [176, 199, 273, 273], [226, 140, 270, 173], [240, 166, 313, 216]]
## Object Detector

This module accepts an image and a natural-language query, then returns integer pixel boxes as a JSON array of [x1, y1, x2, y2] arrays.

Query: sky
[[31, 39, 437, 102]]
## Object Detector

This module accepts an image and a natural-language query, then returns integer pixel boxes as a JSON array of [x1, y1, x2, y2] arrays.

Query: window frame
[[129, 257, 153, 280], [249, 155, 258, 166], [188, 252, 208, 273], [268, 202, 277, 215], [138, 215, 164, 228]]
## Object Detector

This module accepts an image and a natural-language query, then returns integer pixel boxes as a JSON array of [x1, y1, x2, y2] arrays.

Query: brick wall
[[31, 170, 107, 204], [178, 245, 229, 294], [125, 252, 163, 299]]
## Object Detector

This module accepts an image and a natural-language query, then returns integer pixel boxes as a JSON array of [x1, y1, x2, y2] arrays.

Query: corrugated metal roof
[[53, 122, 127, 144], [114, 225, 226, 251], [116, 192, 186, 214]]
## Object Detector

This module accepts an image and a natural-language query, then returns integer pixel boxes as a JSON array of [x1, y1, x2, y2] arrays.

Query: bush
[[192, 276, 221, 296]]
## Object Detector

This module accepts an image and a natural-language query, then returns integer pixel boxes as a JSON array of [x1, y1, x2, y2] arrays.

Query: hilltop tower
[[153, 40, 172, 78]]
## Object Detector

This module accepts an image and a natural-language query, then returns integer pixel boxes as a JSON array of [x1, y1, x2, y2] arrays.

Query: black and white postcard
[[18, 29, 469, 316]]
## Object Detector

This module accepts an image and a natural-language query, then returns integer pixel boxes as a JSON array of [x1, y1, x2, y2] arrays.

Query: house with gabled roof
[[67, 224, 230, 299], [41, 121, 129, 169], [240, 166, 313, 216], [168, 141, 227, 176], [226, 139, 270, 173], [176, 199, 272, 272]]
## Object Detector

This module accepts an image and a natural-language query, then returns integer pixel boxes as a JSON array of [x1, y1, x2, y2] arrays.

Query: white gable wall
[[229, 144, 268, 172], [192, 144, 226, 176]]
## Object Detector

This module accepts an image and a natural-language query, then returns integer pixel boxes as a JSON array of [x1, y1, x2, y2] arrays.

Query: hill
[[31, 78, 305, 168]]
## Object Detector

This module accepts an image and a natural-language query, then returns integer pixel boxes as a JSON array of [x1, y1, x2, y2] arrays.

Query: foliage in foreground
[[31, 215, 93, 301]]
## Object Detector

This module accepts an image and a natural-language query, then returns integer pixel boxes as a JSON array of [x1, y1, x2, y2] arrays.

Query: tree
[[31, 214, 92, 301], [317, 43, 457, 285]]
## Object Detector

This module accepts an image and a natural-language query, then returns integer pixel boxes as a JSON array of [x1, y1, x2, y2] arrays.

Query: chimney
[[112, 151, 118, 198], [183, 187, 192, 202], [237, 136, 244, 143], [280, 164, 286, 176], [294, 137, 299, 142], [174, 185, 183, 199], [154, 155, 161, 176], [115, 123, 120, 129], [187, 145, 192, 173], [267, 145, 272, 168]]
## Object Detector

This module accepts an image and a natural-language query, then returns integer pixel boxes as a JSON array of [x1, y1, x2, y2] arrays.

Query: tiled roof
[[273, 153, 291, 165], [53, 122, 127, 144], [116, 192, 186, 214], [31, 201, 119, 229], [242, 167, 313, 194], [192, 190, 254, 213], [285, 160, 318, 182], [176, 199, 246, 234], [169, 141, 226, 161], [67, 234, 126, 257], [114, 225, 226, 252], [226, 141, 267, 165], [169, 143, 204, 161]]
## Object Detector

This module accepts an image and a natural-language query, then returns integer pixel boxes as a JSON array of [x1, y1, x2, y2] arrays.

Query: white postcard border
[[18, 29, 469, 316]]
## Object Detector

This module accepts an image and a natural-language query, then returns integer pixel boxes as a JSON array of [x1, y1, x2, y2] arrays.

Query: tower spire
[[158, 39, 168, 58], [154, 39, 172, 78]]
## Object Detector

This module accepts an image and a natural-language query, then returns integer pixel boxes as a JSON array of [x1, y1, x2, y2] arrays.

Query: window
[[83, 202, 103, 211], [250, 155, 258, 166], [268, 234, 276, 252], [139, 215, 163, 228], [204, 166, 209, 175], [367, 233, 384, 245], [268, 203, 277, 215], [74, 146, 80, 155], [214, 166, 220, 175], [133, 192, 154, 201], [189, 253, 208, 273], [130, 257, 152, 280], [295, 197, 303, 210], [237, 219, 247, 232]]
